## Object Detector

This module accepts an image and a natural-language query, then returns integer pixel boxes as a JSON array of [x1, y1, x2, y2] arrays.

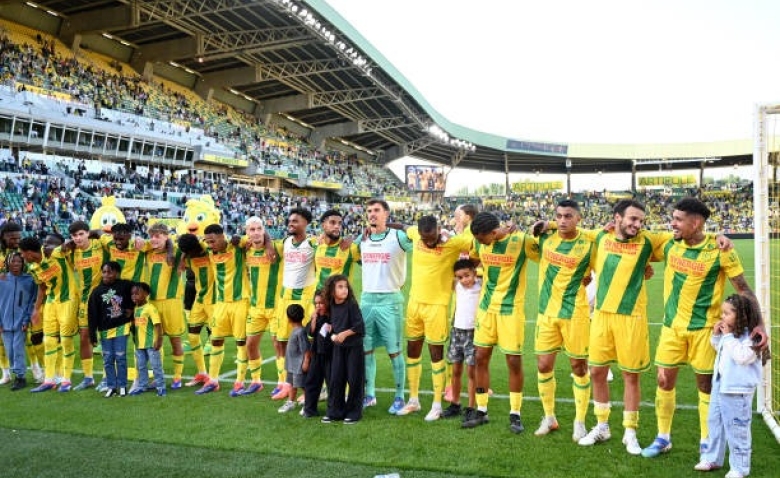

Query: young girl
[[322, 274, 365, 424], [302, 290, 332, 418], [0, 253, 37, 391], [279, 304, 309, 413], [695, 294, 764, 478]]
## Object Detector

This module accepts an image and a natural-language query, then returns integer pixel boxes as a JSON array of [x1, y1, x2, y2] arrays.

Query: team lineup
[[0, 196, 770, 478]]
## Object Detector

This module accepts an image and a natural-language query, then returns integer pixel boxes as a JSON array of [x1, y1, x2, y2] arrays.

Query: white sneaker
[[395, 400, 421, 416], [607, 368, 614, 382], [694, 460, 721, 472], [572, 421, 588, 442], [622, 434, 642, 455], [278, 400, 296, 413], [318, 388, 328, 402], [0, 370, 11, 385], [724, 471, 745, 478], [32, 364, 44, 383], [578, 424, 611, 446], [424, 406, 442, 422], [534, 416, 560, 436]]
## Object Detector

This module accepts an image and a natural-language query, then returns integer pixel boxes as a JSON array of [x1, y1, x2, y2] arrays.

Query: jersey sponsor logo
[[316, 256, 345, 268], [75, 255, 101, 269], [148, 253, 168, 264], [544, 249, 578, 268], [604, 240, 639, 255], [190, 256, 210, 267], [669, 254, 707, 275], [363, 252, 391, 263], [481, 252, 515, 266], [285, 250, 312, 264], [111, 249, 137, 261], [247, 254, 272, 266], [211, 253, 232, 264], [36, 264, 61, 282], [134, 316, 149, 327], [414, 242, 443, 255]]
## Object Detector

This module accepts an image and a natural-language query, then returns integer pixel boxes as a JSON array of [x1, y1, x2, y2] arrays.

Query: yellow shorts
[[150, 298, 186, 336], [534, 313, 590, 359], [188, 301, 213, 327], [654, 325, 716, 374], [589, 310, 650, 373], [247, 306, 274, 336], [212, 299, 249, 340], [405, 299, 448, 344], [274, 295, 313, 342], [43, 301, 78, 337], [474, 309, 525, 355], [77, 300, 89, 329]]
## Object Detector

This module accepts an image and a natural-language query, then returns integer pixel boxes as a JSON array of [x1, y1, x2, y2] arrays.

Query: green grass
[[1, 240, 778, 477]]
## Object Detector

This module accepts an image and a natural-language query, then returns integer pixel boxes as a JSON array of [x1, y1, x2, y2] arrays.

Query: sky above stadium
[[325, 0, 779, 144], [323, 0, 779, 193]]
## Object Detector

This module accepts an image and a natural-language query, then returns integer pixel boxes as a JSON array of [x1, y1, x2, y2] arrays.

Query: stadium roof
[[21, 0, 755, 174]]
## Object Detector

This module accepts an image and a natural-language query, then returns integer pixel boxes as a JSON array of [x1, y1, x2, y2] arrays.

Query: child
[[302, 290, 332, 418], [128, 282, 166, 397], [279, 304, 309, 413], [322, 274, 365, 424], [442, 259, 481, 420], [87, 261, 134, 398], [0, 253, 37, 391], [695, 294, 764, 478]]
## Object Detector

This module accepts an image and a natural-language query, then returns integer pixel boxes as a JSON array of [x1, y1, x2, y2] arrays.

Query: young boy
[[279, 304, 309, 413], [442, 259, 481, 421], [129, 282, 166, 397]]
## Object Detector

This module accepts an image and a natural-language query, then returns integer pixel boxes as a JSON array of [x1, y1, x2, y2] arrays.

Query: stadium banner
[[483, 198, 507, 205], [510, 180, 564, 193], [506, 139, 568, 155], [201, 154, 248, 168], [308, 180, 342, 190], [18, 83, 74, 102], [263, 169, 299, 179], [638, 174, 697, 187], [385, 195, 413, 202], [405, 165, 446, 192], [605, 192, 633, 200]]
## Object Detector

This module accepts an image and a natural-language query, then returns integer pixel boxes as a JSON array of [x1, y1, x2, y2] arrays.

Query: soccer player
[[21, 234, 78, 392], [642, 197, 767, 459], [195, 224, 250, 395], [573, 200, 668, 454], [359, 199, 412, 413], [394, 215, 473, 421], [145, 223, 187, 389], [62, 220, 109, 392], [271, 207, 317, 400], [530, 199, 594, 441], [463, 212, 538, 433], [177, 233, 214, 388], [240, 216, 281, 396], [314, 209, 360, 290]]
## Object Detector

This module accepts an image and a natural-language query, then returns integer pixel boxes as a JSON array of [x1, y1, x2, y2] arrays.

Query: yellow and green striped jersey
[[209, 238, 249, 302], [662, 235, 744, 330], [470, 231, 538, 315], [407, 226, 473, 306], [101, 235, 149, 282], [145, 246, 185, 301], [534, 230, 594, 319], [187, 254, 215, 306], [67, 239, 109, 303], [248, 242, 283, 309], [314, 240, 361, 290], [28, 249, 75, 303], [583, 229, 670, 316], [99, 323, 131, 340], [134, 302, 161, 349]]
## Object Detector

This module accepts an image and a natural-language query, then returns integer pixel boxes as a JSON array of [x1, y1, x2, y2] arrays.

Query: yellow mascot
[[176, 194, 221, 237], [89, 196, 126, 232]]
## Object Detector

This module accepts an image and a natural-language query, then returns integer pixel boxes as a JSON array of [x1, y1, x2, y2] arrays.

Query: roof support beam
[[309, 121, 360, 150], [256, 94, 312, 116], [131, 36, 201, 66], [310, 88, 387, 108], [60, 4, 138, 44], [357, 117, 411, 134]]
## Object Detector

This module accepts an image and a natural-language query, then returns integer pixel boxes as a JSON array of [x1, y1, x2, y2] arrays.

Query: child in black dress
[[302, 290, 331, 418], [321, 275, 365, 424]]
